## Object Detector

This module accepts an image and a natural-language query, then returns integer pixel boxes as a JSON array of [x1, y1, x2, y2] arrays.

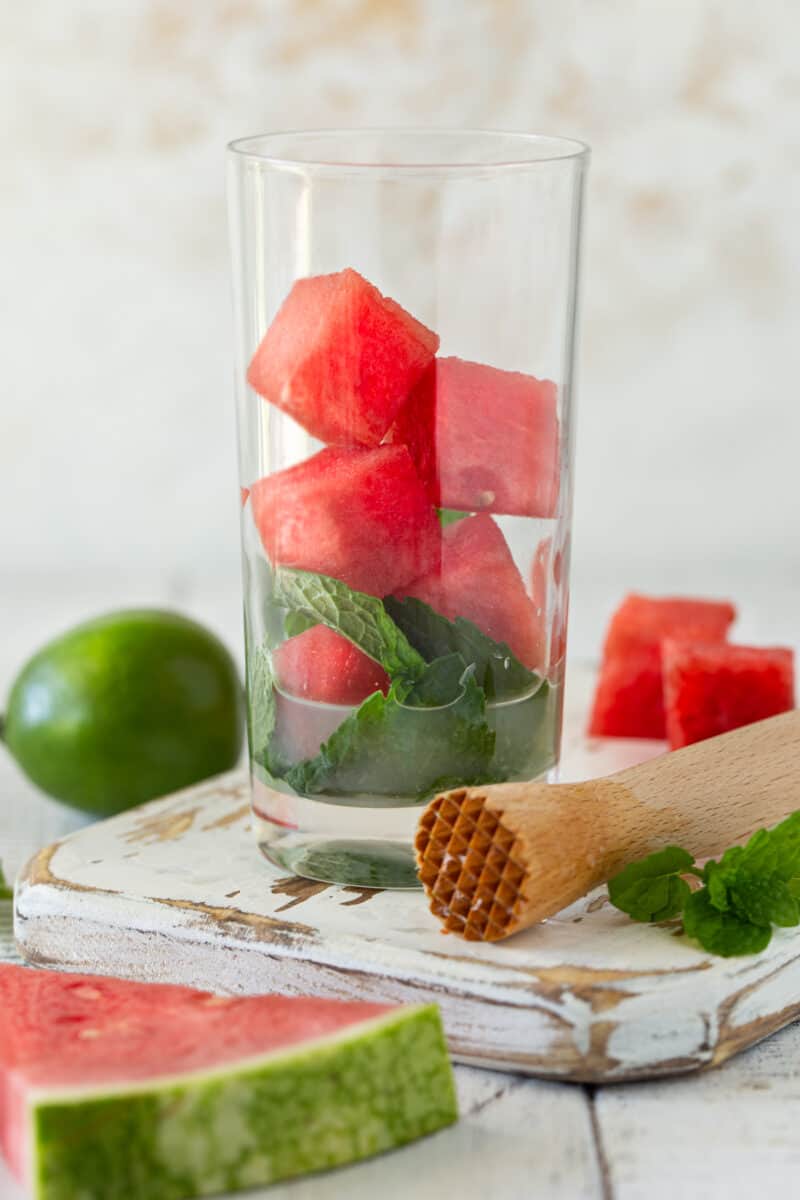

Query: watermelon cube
[[589, 594, 737, 739], [274, 625, 390, 706], [247, 268, 439, 447], [396, 513, 543, 669], [663, 640, 795, 749], [0, 964, 457, 1198], [602, 594, 737, 660], [389, 356, 559, 518], [250, 445, 441, 597]]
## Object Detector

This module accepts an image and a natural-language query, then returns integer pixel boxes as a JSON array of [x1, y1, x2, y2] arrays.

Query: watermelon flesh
[[247, 268, 439, 447], [396, 513, 543, 670], [389, 356, 559, 518], [0, 964, 457, 1200], [601, 594, 737, 660], [250, 444, 441, 597], [589, 594, 737, 739], [663, 640, 795, 749], [274, 624, 390, 705]]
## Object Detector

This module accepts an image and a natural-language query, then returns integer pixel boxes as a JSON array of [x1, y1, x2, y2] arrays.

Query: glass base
[[252, 762, 557, 889], [259, 835, 420, 889], [252, 777, 427, 888]]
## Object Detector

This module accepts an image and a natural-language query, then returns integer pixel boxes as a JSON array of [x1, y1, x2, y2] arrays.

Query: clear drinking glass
[[228, 129, 588, 889]]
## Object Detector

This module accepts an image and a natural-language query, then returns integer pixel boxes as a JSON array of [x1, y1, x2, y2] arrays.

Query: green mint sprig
[[273, 568, 426, 684], [608, 813, 800, 957], [258, 566, 554, 800], [285, 653, 496, 801], [384, 595, 537, 700], [0, 862, 12, 901]]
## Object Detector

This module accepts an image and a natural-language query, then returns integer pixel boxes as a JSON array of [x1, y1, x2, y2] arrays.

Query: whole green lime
[[2, 610, 245, 816]]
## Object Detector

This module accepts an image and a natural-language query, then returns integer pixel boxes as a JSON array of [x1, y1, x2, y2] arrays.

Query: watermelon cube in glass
[[229, 129, 588, 888], [247, 268, 439, 447], [396, 514, 544, 670], [249, 444, 441, 597], [390, 356, 560, 518]]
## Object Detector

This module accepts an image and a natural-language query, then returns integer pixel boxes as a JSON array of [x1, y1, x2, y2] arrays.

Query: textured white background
[[1, 0, 798, 663]]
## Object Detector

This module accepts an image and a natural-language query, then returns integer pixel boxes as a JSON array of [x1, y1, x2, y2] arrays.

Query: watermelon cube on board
[[389, 356, 560, 518], [247, 268, 439, 447], [274, 624, 390, 705], [663, 640, 795, 749], [589, 593, 737, 739], [0, 965, 457, 1200], [588, 654, 670, 741], [601, 594, 737, 660], [396, 513, 543, 669], [250, 445, 440, 597]]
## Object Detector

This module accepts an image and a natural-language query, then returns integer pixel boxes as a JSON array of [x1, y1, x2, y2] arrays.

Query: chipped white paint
[[4, 587, 800, 1199], [16, 723, 800, 1082]]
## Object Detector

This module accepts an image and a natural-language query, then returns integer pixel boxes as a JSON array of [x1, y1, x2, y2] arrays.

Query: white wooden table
[[2, 575, 799, 1200]]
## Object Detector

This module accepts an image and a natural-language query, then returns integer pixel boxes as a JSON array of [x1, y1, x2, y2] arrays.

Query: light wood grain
[[418, 711, 800, 940]]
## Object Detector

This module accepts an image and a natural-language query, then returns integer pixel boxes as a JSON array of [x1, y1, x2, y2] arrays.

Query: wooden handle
[[416, 711, 800, 941], [613, 710, 800, 857]]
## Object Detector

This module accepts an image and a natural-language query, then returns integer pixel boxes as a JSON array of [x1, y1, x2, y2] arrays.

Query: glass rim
[[227, 127, 590, 173]]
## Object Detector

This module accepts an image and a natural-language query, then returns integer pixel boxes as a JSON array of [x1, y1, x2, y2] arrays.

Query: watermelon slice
[[663, 640, 795, 749], [389, 356, 559, 518], [274, 625, 390, 705], [0, 965, 457, 1199], [240, 486, 250, 507], [589, 594, 737, 739], [247, 268, 439, 447], [396, 513, 543, 669], [250, 445, 441, 597]]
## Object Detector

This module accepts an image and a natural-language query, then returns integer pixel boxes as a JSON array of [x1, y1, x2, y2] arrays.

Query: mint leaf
[[284, 611, 316, 638], [769, 812, 800, 880], [246, 640, 275, 766], [285, 654, 496, 800], [0, 862, 12, 901], [704, 830, 800, 928], [437, 508, 471, 528], [608, 847, 695, 922], [682, 889, 772, 957], [730, 876, 799, 928], [384, 596, 536, 699], [488, 679, 555, 780], [274, 569, 426, 683]]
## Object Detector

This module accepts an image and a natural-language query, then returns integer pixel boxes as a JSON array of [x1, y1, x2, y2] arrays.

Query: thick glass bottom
[[253, 787, 425, 888], [252, 758, 557, 889]]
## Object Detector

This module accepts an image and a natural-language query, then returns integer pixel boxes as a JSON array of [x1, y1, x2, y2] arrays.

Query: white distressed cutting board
[[14, 677, 800, 1084]]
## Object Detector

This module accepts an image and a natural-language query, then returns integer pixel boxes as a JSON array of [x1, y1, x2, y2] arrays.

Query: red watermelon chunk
[[0, 964, 457, 1197], [589, 594, 737, 739], [250, 445, 440, 597], [602, 594, 737, 660], [588, 654, 669, 740], [663, 640, 795, 749], [389, 356, 559, 518], [274, 625, 390, 705], [396, 513, 543, 669], [247, 268, 439, 447]]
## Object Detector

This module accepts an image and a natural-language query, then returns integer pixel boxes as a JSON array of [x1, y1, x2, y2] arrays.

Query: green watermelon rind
[[30, 1005, 457, 1200]]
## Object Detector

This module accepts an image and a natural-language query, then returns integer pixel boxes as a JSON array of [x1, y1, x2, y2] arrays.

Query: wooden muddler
[[415, 710, 800, 942]]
